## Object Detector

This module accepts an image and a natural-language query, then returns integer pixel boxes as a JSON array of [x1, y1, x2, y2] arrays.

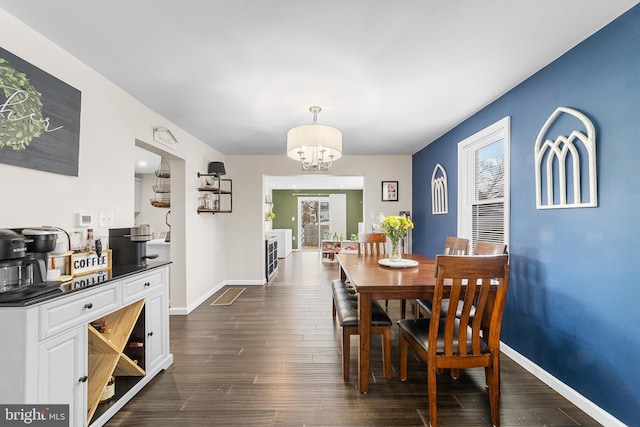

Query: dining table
[[336, 252, 438, 393]]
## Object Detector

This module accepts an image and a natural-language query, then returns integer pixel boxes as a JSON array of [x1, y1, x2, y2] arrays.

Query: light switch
[[291, 216, 295, 221], [99, 211, 114, 227]]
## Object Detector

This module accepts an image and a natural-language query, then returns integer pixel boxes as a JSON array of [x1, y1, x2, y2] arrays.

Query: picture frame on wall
[[381, 181, 398, 201], [0, 47, 82, 176]]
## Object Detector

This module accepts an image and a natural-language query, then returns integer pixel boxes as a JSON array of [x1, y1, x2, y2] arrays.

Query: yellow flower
[[379, 214, 413, 241]]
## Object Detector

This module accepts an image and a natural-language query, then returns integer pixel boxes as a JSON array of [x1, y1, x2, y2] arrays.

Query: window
[[458, 117, 510, 253]]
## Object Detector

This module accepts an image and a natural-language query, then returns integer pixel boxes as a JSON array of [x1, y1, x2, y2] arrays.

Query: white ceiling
[[2, 1, 637, 160]]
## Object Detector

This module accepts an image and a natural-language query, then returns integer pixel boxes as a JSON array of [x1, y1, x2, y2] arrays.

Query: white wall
[[0, 10, 227, 312], [224, 155, 412, 282]]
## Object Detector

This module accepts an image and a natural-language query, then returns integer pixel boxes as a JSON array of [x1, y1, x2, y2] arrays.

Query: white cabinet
[[0, 264, 173, 427], [38, 326, 87, 427], [145, 290, 167, 372], [269, 229, 292, 258]]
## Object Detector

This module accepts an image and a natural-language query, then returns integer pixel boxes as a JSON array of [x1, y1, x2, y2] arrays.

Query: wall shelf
[[151, 157, 171, 208], [196, 174, 232, 214]]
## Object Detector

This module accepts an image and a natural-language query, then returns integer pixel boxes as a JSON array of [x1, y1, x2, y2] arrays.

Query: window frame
[[457, 116, 511, 252]]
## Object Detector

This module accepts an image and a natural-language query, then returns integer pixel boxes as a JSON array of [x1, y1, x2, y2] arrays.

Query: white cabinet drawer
[[123, 270, 164, 303], [39, 283, 120, 340]]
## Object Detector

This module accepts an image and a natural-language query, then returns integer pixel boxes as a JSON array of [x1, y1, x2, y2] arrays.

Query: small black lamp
[[207, 161, 226, 176]]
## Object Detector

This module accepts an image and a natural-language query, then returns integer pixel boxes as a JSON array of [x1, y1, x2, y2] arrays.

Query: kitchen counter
[[0, 261, 171, 307]]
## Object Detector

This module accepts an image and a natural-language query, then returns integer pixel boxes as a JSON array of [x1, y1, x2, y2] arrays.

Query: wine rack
[[87, 299, 146, 424]]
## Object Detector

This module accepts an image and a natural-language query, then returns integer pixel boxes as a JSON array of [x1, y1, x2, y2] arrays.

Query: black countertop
[[0, 261, 171, 307]]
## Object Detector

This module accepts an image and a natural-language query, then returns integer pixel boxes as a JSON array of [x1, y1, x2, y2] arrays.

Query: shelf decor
[[152, 127, 178, 149], [534, 107, 597, 209], [197, 162, 232, 214]]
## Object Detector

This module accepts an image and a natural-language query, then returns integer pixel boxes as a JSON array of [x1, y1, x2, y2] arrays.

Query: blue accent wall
[[412, 6, 640, 425]]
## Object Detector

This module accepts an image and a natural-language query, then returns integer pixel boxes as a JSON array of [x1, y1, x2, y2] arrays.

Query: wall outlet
[[99, 211, 114, 227]]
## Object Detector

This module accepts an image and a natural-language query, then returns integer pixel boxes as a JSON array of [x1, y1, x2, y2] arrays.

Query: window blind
[[472, 139, 505, 252]]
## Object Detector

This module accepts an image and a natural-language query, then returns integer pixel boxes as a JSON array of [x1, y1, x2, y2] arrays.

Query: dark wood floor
[[107, 251, 601, 426]]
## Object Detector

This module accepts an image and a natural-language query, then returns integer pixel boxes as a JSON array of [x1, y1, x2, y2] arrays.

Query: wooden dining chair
[[474, 241, 508, 256], [415, 236, 469, 318], [441, 240, 507, 379], [398, 254, 510, 427], [358, 233, 400, 313], [443, 236, 470, 255], [357, 232, 386, 255]]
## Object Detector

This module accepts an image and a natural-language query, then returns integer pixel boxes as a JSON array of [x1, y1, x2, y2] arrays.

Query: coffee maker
[[20, 228, 59, 284], [0, 227, 62, 302], [0, 228, 32, 293], [109, 226, 157, 268]]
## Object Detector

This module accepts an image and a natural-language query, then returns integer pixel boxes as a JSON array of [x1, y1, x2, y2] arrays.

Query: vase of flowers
[[379, 214, 414, 262]]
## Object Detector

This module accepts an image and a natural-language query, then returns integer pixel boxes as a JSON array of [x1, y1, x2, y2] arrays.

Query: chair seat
[[332, 279, 392, 327], [336, 297, 392, 328], [397, 318, 488, 355]]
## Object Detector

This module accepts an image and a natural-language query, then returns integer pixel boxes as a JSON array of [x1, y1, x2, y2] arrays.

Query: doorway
[[135, 140, 186, 310], [298, 197, 329, 250]]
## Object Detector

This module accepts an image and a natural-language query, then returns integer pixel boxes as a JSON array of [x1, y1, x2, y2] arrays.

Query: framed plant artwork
[[381, 181, 398, 201], [0, 47, 81, 176]]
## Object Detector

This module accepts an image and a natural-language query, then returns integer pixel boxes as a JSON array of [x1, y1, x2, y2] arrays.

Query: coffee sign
[[70, 250, 112, 276]]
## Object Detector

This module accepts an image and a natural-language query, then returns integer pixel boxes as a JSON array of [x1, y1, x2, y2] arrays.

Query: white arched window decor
[[431, 164, 448, 214], [534, 107, 597, 209]]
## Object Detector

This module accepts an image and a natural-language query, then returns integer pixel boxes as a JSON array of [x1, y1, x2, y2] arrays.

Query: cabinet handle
[[147, 331, 153, 337], [144, 282, 151, 287], [78, 376, 88, 383], [83, 303, 93, 309]]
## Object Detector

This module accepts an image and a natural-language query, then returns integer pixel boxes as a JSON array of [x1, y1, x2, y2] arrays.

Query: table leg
[[358, 292, 372, 393]]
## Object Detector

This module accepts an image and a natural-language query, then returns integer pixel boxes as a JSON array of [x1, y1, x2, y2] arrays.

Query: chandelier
[[286, 106, 342, 171]]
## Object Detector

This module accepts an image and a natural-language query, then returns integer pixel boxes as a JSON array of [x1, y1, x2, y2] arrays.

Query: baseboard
[[169, 279, 265, 315], [501, 342, 626, 427], [224, 279, 265, 286]]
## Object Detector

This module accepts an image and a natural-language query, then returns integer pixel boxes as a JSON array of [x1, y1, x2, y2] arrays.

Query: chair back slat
[[443, 236, 469, 255], [357, 233, 386, 255], [432, 254, 509, 358]]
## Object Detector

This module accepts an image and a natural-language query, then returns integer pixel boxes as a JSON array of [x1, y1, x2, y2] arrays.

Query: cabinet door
[[145, 291, 168, 373], [38, 326, 87, 427]]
